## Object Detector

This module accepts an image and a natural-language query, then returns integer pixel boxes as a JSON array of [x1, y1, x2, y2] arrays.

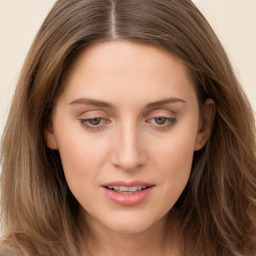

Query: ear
[[44, 120, 58, 150], [194, 98, 216, 151]]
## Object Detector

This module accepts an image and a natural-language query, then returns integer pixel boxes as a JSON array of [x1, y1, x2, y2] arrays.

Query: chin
[[98, 210, 167, 235], [109, 222, 150, 234]]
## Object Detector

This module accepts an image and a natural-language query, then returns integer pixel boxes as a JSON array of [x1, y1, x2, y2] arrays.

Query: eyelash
[[146, 117, 177, 130], [79, 116, 177, 132], [80, 118, 107, 131]]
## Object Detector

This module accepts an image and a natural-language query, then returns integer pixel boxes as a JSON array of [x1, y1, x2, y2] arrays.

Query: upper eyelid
[[144, 109, 176, 118], [78, 110, 109, 118]]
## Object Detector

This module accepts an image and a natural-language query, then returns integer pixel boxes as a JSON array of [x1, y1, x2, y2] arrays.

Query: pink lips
[[102, 181, 155, 206]]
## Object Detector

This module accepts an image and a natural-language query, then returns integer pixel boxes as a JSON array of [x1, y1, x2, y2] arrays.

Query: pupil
[[155, 117, 166, 125], [89, 118, 101, 125]]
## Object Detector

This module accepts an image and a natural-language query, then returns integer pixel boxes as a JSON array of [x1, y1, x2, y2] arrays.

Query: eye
[[146, 116, 177, 130], [87, 118, 102, 126], [154, 117, 168, 125], [80, 117, 109, 131]]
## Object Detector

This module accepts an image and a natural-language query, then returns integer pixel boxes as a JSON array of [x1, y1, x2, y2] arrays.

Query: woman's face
[[45, 41, 211, 235]]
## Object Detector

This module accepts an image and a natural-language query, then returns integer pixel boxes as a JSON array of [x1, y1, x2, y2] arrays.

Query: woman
[[1, 0, 256, 255]]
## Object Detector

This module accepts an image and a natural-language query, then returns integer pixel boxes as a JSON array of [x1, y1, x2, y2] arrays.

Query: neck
[[79, 211, 182, 256]]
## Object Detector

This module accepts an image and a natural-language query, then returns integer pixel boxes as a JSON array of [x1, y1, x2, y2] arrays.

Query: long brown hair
[[1, 0, 256, 255]]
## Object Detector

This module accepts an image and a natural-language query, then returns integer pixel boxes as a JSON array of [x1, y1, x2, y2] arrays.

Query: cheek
[[56, 135, 103, 212], [58, 138, 88, 172], [154, 145, 193, 215], [55, 131, 104, 190], [55, 128, 113, 207], [56, 126, 107, 169], [154, 122, 197, 172], [158, 139, 194, 187], [152, 122, 198, 197]]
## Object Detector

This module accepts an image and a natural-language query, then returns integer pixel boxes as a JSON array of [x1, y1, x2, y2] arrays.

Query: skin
[[45, 41, 215, 255]]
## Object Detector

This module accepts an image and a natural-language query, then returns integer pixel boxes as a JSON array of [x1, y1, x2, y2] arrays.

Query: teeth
[[107, 185, 148, 192], [128, 186, 137, 192], [120, 186, 128, 192]]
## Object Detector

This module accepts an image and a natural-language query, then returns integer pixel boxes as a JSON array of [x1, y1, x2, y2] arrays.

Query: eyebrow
[[69, 97, 186, 109], [69, 98, 115, 108], [145, 98, 186, 109]]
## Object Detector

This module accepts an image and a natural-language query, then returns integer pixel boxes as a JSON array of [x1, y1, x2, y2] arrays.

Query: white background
[[0, 0, 256, 144]]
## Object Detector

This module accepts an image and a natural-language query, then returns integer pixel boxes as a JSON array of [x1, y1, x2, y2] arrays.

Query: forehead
[[69, 41, 190, 78], [61, 41, 197, 106]]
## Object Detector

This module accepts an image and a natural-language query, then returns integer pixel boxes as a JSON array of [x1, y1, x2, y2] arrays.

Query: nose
[[110, 123, 148, 171]]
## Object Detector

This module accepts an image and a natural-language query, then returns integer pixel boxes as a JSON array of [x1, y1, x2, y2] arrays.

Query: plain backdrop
[[0, 0, 256, 146]]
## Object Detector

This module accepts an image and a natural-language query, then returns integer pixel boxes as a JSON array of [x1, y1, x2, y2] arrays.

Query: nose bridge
[[111, 119, 147, 170]]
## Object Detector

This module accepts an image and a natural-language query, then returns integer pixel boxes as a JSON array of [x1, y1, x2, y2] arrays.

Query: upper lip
[[102, 180, 155, 187]]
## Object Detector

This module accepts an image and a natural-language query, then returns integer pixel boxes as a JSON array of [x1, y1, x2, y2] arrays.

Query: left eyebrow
[[145, 98, 186, 109]]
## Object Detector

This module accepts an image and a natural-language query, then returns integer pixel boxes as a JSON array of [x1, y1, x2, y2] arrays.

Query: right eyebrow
[[69, 98, 115, 109]]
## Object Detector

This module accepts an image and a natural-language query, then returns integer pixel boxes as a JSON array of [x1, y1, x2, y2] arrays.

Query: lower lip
[[102, 186, 155, 206]]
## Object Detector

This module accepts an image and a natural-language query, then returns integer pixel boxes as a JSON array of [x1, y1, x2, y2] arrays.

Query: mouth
[[102, 182, 155, 206], [104, 185, 153, 194]]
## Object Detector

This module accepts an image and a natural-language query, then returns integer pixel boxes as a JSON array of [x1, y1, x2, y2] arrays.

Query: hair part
[[1, 0, 256, 255]]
